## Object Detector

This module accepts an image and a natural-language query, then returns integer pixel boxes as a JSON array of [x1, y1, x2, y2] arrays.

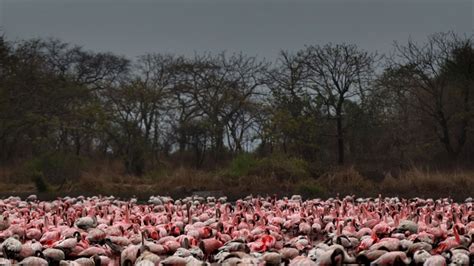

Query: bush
[[143, 162, 171, 181], [20, 153, 85, 185], [76, 174, 106, 193], [297, 181, 326, 198], [222, 153, 310, 181], [225, 153, 258, 177], [250, 154, 310, 180], [32, 172, 49, 192]]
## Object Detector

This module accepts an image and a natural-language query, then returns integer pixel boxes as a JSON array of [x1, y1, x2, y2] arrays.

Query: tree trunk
[[214, 124, 225, 160], [74, 133, 81, 156], [437, 111, 456, 157], [336, 113, 344, 165], [178, 127, 186, 153], [336, 100, 345, 165], [456, 83, 471, 155]]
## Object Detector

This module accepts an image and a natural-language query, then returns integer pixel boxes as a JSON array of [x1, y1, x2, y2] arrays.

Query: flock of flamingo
[[0, 194, 472, 265]]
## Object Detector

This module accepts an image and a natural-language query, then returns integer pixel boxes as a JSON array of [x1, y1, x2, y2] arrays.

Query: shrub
[[297, 181, 326, 198], [225, 153, 258, 177], [20, 153, 84, 185], [249, 154, 310, 180], [31, 172, 49, 192], [143, 162, 171, 181], [76, 174, 106, 193]]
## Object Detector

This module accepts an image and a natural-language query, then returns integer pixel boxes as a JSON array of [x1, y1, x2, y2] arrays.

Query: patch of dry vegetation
[[1, 157, 472, 201], [316, 167, 376, 196], [379, 168, 474, 199]]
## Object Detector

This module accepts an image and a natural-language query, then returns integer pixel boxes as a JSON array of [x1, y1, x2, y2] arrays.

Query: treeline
[[0, 32, 473, 178]]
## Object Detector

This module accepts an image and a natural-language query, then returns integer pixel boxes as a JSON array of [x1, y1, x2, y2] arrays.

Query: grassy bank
[[0, 155, 472, 201]]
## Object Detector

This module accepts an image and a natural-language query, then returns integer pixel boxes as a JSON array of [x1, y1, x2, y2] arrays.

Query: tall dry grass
[[0, 159, 472, 201], [316, 167, 376, 196], [379, 168, 474, 200]]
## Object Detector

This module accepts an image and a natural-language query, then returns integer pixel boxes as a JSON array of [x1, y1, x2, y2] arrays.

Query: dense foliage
[[0, 32, 472, 181]]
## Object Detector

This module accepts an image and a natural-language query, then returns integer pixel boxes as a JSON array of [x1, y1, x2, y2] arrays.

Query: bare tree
[[175, 53, 268, 160], [133, 54, 176, 161], [267, 51, 310, 119], [265, 50, 323, 158], [302, 43, 377, 164], [389, 32, 473, 157]]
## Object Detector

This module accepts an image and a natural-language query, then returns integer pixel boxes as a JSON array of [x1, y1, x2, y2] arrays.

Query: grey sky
[[1, 0, 472, 61]]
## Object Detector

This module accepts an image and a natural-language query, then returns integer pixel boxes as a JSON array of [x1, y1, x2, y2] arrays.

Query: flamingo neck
[[453, 225, 461, 244]]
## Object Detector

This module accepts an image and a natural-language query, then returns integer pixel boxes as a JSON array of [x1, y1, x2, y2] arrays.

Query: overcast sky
[[1, 0, 472, 61]]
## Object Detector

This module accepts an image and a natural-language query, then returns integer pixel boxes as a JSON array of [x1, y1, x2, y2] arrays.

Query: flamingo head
[[172, 225, 181, 236], [150, 230, 159, 240]]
